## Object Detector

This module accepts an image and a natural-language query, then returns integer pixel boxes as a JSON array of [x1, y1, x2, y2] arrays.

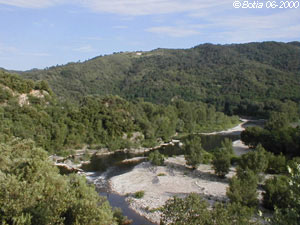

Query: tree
[[148, 150, 165, 166], [241, 126, 265, 148], [262, 175, 290, 210], [160, 193, 211, 225], [265, 112, 289, 131], [227, 169, 259, 208], [160, 193, 260, 225], [266, 153, 287, 174], [184, 135, 203, 169], [212, 150, 231, 178], [0, 138, 117, 225], [238, 144, 269, 174], [272, 163, 300, 225], [221, 138, 234, 155]]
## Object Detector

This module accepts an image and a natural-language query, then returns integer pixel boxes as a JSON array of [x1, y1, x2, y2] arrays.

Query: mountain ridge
[[19, 41, 300, 116]]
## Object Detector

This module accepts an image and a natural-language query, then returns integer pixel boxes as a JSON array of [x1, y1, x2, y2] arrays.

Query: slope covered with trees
[[0, 71, 238, 154], [21, 41, 300, 117], [0, 138, 118, 225]]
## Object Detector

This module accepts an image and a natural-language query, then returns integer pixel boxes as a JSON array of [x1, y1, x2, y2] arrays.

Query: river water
[[84, 120, 263, 225]]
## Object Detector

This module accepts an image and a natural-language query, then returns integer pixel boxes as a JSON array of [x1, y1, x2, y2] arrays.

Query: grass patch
[[157, 173, 166, 176], [134, 191, 145, 199]]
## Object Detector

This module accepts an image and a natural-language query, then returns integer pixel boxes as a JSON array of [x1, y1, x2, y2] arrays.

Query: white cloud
[[79, 0, 233, 16], [0, 44, 18, 54], [113, 25, 128, 29], [21, 52, 51, 56], [208, 9, 300, 42], [82, 36, 104, 41], [0, 0, 63, 8], [1, 0, 299, 43], [0, 0, 233, 15], [146, 26, 199, 37], [73, 45, 95, 53]]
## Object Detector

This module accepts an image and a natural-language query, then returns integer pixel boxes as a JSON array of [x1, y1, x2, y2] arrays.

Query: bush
[[263, 175, 290, 210], [271, 163, 300, 225], [266, 153, 287, 174], [238, 144, 268, 174], [227, 169, 259, 208], [201, 150, 214, 164], [160, 193, 257, 225], [0, 139, 116, 225], [157, 173, 166, 176], [221, 138, 234, 155], [184, 135, 203, 169], [148, 150, 165, 166], [212, 150, 231, 178], [134, 191, 145, 199], [230, 155, 240, 165]]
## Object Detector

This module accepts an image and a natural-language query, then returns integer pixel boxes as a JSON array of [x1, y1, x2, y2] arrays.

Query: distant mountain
[[21, 41, 300, 115]]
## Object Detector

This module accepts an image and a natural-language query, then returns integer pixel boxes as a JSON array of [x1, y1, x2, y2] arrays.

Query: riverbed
[[84, 119, 262, 225]]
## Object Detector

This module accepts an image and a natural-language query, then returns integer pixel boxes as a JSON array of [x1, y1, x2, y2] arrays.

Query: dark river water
[[84, 120, 263, 225]]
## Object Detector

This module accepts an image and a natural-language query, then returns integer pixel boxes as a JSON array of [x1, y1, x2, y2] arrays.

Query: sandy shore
[[110, 156, 236, 224], [200, 119, 248, 135], [233, 140, 251, 156], [108, 120, 254, 224]]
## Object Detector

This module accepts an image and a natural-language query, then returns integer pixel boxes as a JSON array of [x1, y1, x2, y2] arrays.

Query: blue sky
[[0, 0, 299, 70]]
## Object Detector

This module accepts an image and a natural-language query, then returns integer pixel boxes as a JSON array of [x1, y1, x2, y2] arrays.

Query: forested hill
[[0, 71, 240, 154], [21, 41, 300, 116]]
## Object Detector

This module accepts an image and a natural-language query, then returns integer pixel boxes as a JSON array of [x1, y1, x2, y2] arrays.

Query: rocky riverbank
[[110, 156, 237, 224]]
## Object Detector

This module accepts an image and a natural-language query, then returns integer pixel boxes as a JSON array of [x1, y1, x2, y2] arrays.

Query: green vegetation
[[241, 125, 300, 156], [22, 42, 300, 118], [0, 71, 239, 155], [212, 149, 231, 178], [184, 135, 204, 169], [266, 153, 287, 174], [133, 191, 145, 199], [148, 150, 165, 166], [271, 163, 300, 225], [1, 42, 300, 224], [0, 138, 117, 225], [263, 175, 290, 210], [212, 138, 234, 178], [238, 144, 269, 174], [157, 173, 166, 176], [227, 169, 259, 208], [160, 193, 259, 225]]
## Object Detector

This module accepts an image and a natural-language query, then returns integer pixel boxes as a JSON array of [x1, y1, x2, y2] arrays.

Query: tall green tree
[[272, 163, 300, 225], [184, 135, 203, 169], [160, 193, 260, 225], [0, 138, 117, 225], [212, 149, 231, 178], [227, 169, 259, 208]]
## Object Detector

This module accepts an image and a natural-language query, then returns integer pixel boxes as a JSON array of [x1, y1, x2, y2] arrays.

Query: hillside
[[0, 71, 239, 154], [21, 41, 300, 116]]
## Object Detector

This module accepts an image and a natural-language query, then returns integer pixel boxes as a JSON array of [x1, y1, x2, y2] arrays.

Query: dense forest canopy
[[0, 70, 239, 155], [19, 41, 300, 117]]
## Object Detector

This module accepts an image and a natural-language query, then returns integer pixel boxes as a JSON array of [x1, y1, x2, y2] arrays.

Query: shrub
[[134, 191, 145, 199], [184, 135, 203, 169], [212, 150, 231, 178], [263, 175, 290, 210], [230, 155, 240, 165], [157, 173, 166, 176], [238, 144, 268, 174], [160, 193, 257, 225], [148, 150, 165, 166], [266, 153, 287, 174], [201, 150, 213, 164], [227, 169, 259, 208]]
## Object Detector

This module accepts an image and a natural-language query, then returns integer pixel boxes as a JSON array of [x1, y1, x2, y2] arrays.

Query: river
[[84, 120, 263, 225]]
